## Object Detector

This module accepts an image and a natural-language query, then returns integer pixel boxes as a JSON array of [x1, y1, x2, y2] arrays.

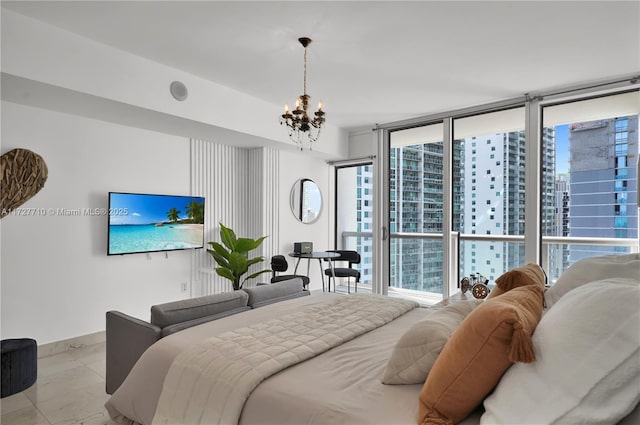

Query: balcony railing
[[341, 230, 638, 293]]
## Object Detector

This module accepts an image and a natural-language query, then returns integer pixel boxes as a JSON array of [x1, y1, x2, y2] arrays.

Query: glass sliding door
[[335, 162, 374, 288], [388, 123, 446, 300], [541, 90, 639, 283], [452, 107, 527, 283]]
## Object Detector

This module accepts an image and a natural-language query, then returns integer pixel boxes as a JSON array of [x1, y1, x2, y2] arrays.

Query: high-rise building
[[354, 165, 374, 282], [548, 174, 571, 279], [356, 129, 557, 293], [460, 131, 530, 281], [568, 116, 639, 262], [386, 141, 466, 293], [351, 114, 637, 292], [389, 144, 448, 292], [541, 127, 557, 236]]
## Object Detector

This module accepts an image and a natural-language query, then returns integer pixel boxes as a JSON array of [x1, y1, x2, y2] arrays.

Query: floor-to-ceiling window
[[335, 162, 374, 288], [541, 90, 639, 283], [452, 108, 528, 283], [388, 123, 445, 299], [373, 82, 638, 300]]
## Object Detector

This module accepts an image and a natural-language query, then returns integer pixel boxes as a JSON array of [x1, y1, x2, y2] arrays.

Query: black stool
[[1, 338, 37, 398]]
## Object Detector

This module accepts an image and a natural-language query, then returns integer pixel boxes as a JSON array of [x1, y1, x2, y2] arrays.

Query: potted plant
[[207, 222, 271, 290]]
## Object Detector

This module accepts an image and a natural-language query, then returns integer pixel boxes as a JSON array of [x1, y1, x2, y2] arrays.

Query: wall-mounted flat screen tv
[[108, 192, 205, 255]]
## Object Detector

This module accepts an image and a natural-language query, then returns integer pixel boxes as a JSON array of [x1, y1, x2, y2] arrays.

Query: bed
[[105, 254, 640, 425]]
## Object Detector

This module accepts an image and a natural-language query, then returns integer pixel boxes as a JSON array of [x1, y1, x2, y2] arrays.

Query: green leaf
[[252, 235, 268, 249], [234, 236, 268, 253], [243, 269, 272, 282], [228, 252, 249, 276], [234, 238, 255, 254], [207, 250, 230, 268], [215, 267, 235, 282], [219, 223, 237, 250], [208, 242, 230, 260], [246, 257, 265, 267], [207, 224, 269, 288]]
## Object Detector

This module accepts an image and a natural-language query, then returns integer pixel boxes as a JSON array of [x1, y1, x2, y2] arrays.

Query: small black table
[[288, 251, 340, 292]]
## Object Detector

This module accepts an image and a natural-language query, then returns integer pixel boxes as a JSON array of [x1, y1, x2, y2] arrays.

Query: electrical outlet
[[180, 282, 188, 293]]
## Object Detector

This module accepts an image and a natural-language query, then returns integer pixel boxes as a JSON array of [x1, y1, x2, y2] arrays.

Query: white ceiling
[[3, 1, 639, 131]]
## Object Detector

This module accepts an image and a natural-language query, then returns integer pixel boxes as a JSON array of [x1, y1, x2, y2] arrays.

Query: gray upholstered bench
[[106, 290, 250, 394], [105, 278, 308, 394], [244, 277, 309, 308]]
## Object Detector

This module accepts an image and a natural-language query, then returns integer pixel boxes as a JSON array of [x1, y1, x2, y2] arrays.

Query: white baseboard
[[37, 330, 106, 358]]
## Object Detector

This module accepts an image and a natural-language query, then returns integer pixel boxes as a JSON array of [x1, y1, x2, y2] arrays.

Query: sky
[[109, 193, 204, 225], [555, 124, 570, 174]]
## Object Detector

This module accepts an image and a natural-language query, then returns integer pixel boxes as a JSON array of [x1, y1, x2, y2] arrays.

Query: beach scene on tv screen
[[108, 193, 204, 255]]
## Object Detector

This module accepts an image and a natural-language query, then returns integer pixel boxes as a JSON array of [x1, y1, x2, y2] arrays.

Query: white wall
[[278, 150, 331, 291], [0, 101, 336, 344], [0, 10, 351, 344], [189, 142, 281, 296], [1, 101, 194, 344], [348, 129, 376, 158], [2, 9, 347, 159]]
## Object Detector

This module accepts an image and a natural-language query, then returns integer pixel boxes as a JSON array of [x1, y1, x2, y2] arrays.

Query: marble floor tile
[[68, 411, 119, 425], [24, 364, 104, 405], [68, 344, 106, 365], [36, 352, 84, 380], [0, 405, 50, 425], [69, 344, 107, 380], [2, 342, 113, 425], [35, 382, 110, 425], [1, 392, 34, 415], [84, 359, 106, 380]]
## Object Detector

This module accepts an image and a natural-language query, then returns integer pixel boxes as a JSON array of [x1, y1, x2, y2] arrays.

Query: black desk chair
[[270, 255, 310, 289], [323, 250, 361, 294]]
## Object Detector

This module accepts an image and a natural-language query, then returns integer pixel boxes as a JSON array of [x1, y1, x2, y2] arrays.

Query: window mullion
[[524, 99, 542, 265], [442, 118, 454, 299]]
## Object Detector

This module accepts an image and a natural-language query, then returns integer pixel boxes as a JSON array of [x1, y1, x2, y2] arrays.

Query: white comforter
[[110, 294, 418, 425], [106, 292, 640, 425]]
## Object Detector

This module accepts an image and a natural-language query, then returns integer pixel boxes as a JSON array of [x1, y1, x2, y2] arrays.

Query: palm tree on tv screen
[[185, 200, 204, 224], [167, 207, 180, 223]]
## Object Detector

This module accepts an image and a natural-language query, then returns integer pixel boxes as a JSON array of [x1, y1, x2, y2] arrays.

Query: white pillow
[[481, 278, 640, 425], [545, 253, 639, 308], [381, 299, 482, 385]]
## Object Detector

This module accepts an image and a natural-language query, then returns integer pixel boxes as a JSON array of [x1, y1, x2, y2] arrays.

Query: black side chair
[[270, 255, 310, 289], [323, 250, 361, 294]]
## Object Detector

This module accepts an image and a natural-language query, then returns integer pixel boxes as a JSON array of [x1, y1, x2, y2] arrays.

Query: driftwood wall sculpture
[[1, 148, 49, 219]]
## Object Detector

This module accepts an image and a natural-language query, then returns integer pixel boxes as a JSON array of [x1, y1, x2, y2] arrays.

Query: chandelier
[[280, 37, 325, 150]]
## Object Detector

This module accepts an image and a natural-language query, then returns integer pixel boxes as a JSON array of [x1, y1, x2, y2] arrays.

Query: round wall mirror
[[290, 178, 322, 224]]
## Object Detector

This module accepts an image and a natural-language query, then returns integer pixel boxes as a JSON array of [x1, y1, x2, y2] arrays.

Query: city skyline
[[347, 114, 637, 293]]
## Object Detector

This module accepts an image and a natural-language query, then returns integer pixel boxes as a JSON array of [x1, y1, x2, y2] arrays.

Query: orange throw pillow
[[487, 263, 546, 299], [417, 284, 545, 425]]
